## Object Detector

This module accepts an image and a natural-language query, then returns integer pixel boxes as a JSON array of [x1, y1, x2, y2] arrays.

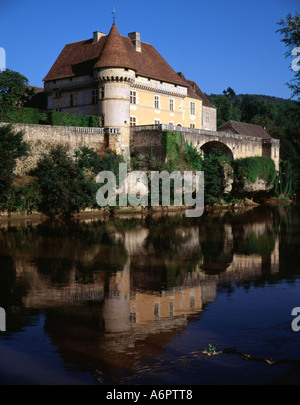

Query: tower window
[[130, 90, 136, 104], [92, 89, 98, 104], [100, 87, 105, 99], [205, 112, 210, 123], [169, 98, 174, 111], [154, 95, 160, 109]]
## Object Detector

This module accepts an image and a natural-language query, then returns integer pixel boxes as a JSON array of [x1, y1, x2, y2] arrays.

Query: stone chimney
[[128, 31, 141, 52], [93, 31, 106, 43]]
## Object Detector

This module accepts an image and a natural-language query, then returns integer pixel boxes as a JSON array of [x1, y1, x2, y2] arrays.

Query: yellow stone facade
[[129, 80, 203, 129]]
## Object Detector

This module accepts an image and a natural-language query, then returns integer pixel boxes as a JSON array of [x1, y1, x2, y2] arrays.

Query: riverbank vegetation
[[0, 124, 292, 218]]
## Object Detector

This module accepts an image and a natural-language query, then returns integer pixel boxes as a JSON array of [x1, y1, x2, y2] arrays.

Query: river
[[0, 204, 299, 385]]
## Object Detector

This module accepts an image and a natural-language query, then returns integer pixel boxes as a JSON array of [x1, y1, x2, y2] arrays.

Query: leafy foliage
[[0, 106, 100, 127], [232, 156, 276, 185], [277, 12, 300, 100], [201, 153, 224, 202], [208, 94, 241, 127], [0, 69, 34, 108], [274, 160, 293, 197], [0, 125, 29, 209], [30, 145, 95, 217], [46, 110, 99, 127]]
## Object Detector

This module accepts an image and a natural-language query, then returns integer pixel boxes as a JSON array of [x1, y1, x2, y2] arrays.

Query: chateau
[[43, 22, 216, 132], [42, 21, 279, 170]]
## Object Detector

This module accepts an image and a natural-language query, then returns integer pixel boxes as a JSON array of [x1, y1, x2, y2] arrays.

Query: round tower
[[94, 22, 136, 160], [97, 67, 135, 128]]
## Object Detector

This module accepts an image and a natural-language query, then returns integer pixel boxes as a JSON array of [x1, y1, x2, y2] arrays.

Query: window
[[70, 94, 74, 107], [55, 91, 61, 99], [169, 98, 174, 111], [169, 121, 174, 126], [130, 90, 136, 104], [190, 123, 195, 129], [154, 95, 160, 109], [190, 102, 195, 116], [100, 87, 105, 99], [130, 116, 136, 126], [154, 119, 160, 125], [205, 112, 210, 123], [55, 107, 61, 112], [92, 89, 98, 104]]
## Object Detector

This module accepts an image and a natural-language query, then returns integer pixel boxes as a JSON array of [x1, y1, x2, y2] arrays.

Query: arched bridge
[[130, 123, 280, 171]]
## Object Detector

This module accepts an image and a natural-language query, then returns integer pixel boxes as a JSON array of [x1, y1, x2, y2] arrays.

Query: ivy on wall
[[231, 156, 276, 186]]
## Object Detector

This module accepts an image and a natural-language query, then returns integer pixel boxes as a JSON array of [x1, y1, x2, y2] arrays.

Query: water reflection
[[0, 205, 297, 384]]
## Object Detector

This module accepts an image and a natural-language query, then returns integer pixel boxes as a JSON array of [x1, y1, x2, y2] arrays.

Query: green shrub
[[232, 156, 276, 185], [11, 179, 41, 214], [0, 106, 99, 127], [30, 145, 95, 217], [184, 142, 202, 170], [274, 160, 293, 197], [0, 125, 29, 209], [201, 153, 224, 201], [46, 110, 98, 127], [0, 106, 41, 124]]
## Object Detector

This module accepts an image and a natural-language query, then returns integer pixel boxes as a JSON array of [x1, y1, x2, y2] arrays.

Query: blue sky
[[0, 0, 298, 99]]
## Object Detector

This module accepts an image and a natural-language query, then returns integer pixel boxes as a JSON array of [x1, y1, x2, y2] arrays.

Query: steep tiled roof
[[43, 23, 188, 87], [187, 80, 216, 109], [177, 72, 216, 107], [218, 120, 272, 139], [94, 22, 136, 70], [176, 72, 202, 101]]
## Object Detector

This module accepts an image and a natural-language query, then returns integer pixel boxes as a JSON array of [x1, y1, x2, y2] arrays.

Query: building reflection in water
[[0, 208, 281, 379]]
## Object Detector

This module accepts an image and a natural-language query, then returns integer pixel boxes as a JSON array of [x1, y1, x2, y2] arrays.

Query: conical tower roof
[[94, 22, 137, 70]]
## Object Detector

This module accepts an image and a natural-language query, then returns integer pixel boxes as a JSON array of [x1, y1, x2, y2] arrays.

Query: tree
[[31, 145, 95, 217], [201, 153, 224, 201], [277, 12, 300, 99], [0, 69, 35, 110], [208, 94, 241, 126], [223, 87, 236, 100], [0, 124, 29, 209]]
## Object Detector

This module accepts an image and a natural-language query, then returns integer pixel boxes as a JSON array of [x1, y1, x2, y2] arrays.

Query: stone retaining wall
[[1, 122, 107, 174]]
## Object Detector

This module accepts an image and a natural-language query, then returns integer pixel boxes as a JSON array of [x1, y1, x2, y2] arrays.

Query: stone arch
[[200, 141, 233, 160]]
